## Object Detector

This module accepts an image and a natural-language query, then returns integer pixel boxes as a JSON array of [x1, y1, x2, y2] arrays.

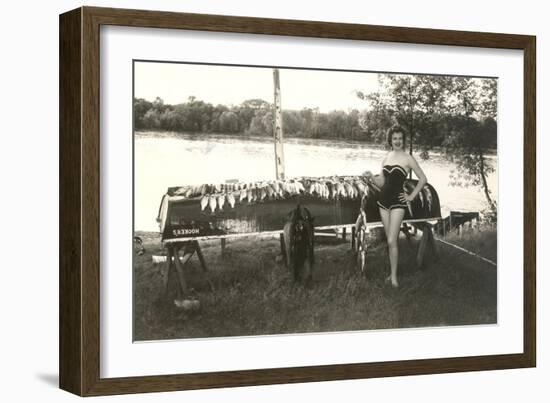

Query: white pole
[[273, 68, 285, 180]]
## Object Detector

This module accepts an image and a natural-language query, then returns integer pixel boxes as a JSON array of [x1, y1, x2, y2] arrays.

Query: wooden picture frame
[[59, 6, 536, 396]]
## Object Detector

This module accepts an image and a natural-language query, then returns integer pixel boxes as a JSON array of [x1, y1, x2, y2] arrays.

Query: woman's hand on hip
[[399, 192, 415, 203]]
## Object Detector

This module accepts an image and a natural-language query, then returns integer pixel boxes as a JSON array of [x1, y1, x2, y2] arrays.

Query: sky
[[134, 61, 380, 112]]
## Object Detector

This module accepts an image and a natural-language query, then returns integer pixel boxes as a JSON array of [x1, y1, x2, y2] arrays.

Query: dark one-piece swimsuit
[[377, 164, 408, 211]]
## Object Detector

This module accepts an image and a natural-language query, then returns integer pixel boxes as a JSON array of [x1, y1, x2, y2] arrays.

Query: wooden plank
[[163, 217, 442, 243]]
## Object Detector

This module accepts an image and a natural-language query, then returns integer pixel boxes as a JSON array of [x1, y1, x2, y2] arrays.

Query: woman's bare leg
[[379, 207, 390, 239], [387, 208, 405, 287], [378, 207, 390, 276]]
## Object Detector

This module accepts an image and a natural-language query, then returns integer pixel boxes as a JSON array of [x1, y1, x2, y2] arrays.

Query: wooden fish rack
[[156, 177, 443, 301]]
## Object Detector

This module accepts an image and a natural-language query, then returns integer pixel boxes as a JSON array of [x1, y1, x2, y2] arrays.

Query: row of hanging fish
[[172, 176, 370, 214], [170, 176, 434, 214], [403, 181, 434, 212]]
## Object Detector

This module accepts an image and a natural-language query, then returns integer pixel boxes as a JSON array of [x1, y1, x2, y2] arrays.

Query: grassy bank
[[133, 229, 497, 341]]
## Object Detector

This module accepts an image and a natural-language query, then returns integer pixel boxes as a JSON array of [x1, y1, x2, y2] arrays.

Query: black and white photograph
[[132, 61, 498, 342]]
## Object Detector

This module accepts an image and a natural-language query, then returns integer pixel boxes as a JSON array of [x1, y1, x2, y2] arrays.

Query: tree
[[247, 109, 273, 136], [133, 98, 153, 129], [357, 74, 450, 156], [356, 74, 498, 209], [218, 111, 239, 133], [142, 109, 161, 129]]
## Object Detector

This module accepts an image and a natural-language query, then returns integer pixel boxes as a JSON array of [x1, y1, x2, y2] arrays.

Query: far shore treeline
[[134, 97, 366, 141], [134, 74, 497, 210]]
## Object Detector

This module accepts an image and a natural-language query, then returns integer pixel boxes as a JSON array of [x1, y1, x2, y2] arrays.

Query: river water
[[134, 132, 497, 232]]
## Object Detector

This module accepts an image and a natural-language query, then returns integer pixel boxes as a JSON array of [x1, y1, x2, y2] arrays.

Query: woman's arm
[[400, 155, 427, 202]]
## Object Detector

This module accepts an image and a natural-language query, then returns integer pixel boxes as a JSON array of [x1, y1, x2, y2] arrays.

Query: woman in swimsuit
[[364, 126, 427, 288]]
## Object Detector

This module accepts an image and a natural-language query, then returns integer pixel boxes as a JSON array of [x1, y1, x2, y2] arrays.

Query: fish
[[200, 195, 209, 211], [362, 182, 370, 198], [355, 181, 366, 197], [295, 181, 305, 193], [208, 194, 217, 213], [214, 183, 221, 192], [200, 184, 207, 196], [286, 182, 294, 195], [309, 181, 317, 195], [247, 188, 253, 203], [173, 186, 187, 196], [326, 182, 334, 199], [217, 194, 225, 211], [185, 187, 194, 198], [333, 182, 343, 198], [418, 187, 425, 208], [265, 184, 274, 199], [260, 186, 267, 201], [277, 181, 285, 198], [239, 188, 247, 202], [282, 181, 290, 195], [332, 182, 339, 199], [317, 182, 324, 196], [344, 182, 354, 199], [424, 187, 433, 212], [226, 192, 236, 208]]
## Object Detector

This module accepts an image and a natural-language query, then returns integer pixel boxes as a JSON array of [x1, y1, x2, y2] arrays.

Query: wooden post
[[416, 229, 429, 269], [221, 238, 226, 257], [351, 226, 356, 250], [342, 227, 347, 241], [194, 241, 208, 272], [272, 68, 285, 180], [427, 225, 438, 258], [172, 244, 194, 297], [279, 233, 287, 267], [163, 245, 175, 293]]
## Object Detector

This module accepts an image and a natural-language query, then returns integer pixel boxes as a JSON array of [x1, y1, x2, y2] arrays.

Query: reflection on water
[[135, 132, 498, 232]]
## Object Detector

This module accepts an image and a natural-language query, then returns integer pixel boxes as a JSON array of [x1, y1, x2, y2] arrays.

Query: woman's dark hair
[[386, 125, 407, 148]]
